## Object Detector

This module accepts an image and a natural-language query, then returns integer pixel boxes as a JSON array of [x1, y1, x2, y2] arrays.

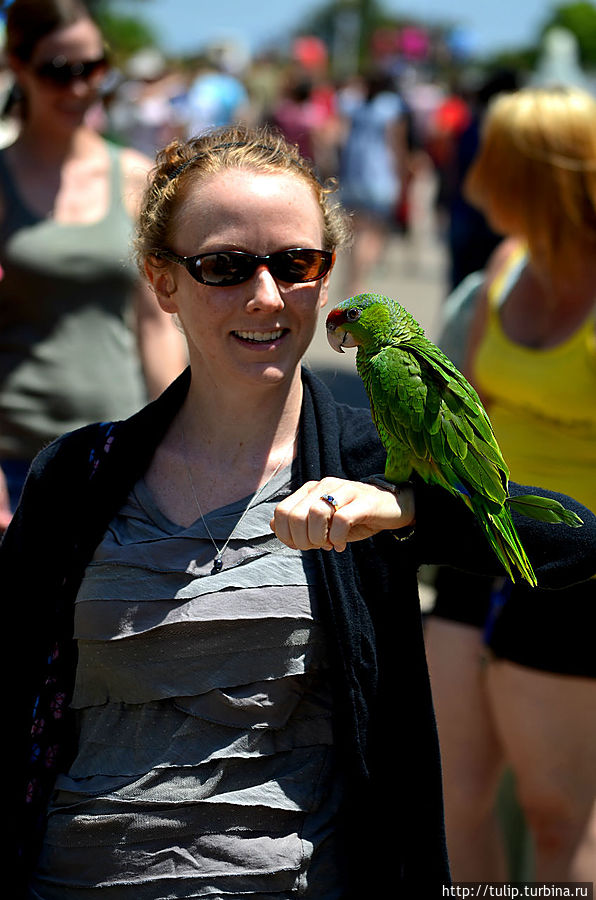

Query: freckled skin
[[326, 292, 582, 585], [159, 169, 331, 396]]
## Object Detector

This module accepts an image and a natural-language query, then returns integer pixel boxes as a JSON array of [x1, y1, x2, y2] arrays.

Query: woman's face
[[12, 17, 106, 132], [152, 167, 332, 395]]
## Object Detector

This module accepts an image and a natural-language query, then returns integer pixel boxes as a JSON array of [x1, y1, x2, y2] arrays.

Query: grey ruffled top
[[29, 466, 345, 899]]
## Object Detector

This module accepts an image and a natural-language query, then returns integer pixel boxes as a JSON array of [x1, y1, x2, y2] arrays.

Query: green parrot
[[326, 292, 582, 586]]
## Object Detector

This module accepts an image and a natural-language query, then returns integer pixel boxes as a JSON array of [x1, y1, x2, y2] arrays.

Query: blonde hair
[[464, 86, 596, 267], [135, 125, 351, 273]]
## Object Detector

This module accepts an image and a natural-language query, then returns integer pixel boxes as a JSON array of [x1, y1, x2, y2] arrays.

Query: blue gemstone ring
[[320, 493, 339, 512]]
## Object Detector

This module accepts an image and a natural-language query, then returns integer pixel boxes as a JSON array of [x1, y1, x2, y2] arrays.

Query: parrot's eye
[[346, 308, 361, 322]]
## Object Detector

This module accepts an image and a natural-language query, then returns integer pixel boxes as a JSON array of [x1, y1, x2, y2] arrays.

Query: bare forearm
[[134, 285, 188, 399]]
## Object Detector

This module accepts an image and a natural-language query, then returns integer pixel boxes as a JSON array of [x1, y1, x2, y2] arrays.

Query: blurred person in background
[[271, 69, 341, 181], [425, 85, 596, 883], [338, 69, 409, 295], [185, 50, 251, 138], [104, 48, 188, 158], [425, 78, 471, 234], [442, 69, 519, 292], [271, 74, 327, 165], [0, 0, 186, 531]]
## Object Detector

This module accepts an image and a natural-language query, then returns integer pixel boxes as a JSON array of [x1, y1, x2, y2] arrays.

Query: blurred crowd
[[2, 24, 590, 297], [0, 32, 518, 293]]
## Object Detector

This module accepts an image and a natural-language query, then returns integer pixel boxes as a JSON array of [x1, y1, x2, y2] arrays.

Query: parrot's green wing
[[364, 341, 509, 511], [361, 340, 540, 584]]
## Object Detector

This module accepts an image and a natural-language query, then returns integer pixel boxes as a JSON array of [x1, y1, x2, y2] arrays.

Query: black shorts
[[430, 567, 596, 679], [430, 567, 493, 629]]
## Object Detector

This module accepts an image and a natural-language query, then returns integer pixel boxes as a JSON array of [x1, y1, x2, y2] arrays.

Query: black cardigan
[[5, 367, 595, 897]]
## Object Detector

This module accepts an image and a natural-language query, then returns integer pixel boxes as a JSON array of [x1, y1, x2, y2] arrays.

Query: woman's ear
[[144, 256, 179, 314]]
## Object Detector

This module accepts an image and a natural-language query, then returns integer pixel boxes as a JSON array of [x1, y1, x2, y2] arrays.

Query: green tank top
[[0, 141, 146, 460]]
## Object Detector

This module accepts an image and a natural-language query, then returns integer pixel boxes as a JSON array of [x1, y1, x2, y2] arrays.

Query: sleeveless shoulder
[[102, 141, 129, 221], [486, 244, 527, 311], [113, 144, 153, 219]]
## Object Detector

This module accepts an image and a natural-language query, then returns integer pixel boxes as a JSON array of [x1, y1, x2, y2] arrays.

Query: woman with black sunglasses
[[0, 0, 186, 532], [4, 124, 595, 898]]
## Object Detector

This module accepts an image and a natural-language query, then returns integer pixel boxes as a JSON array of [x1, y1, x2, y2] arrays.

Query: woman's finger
[[271, 479, 343, 550], [285, 479, 344, 550], [270, 481, 317, 549]]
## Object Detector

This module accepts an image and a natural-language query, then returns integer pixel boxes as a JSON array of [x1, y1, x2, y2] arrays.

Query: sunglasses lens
[[190, 249, 332, 286], [273, 250, 331, 282], [196, 252, 255, 285], [35, 62, 69, 84], [35, 56, 107, 86]]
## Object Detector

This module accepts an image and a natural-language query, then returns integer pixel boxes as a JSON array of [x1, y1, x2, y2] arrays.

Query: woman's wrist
[[362, 474, 416, 538]]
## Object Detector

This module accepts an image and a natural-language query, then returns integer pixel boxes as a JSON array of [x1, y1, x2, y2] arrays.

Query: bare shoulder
[[460, 240, 522, 381], [484, 237, 522, 283], [118, 146, 154, 215], [120, 146, 154, 180]]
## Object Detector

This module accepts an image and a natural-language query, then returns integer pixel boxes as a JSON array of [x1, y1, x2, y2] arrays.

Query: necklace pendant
[[181, 420, 295, 580]]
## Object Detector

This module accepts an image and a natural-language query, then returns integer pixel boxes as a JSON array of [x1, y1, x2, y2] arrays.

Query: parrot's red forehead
[[326, 307, 347, 326]]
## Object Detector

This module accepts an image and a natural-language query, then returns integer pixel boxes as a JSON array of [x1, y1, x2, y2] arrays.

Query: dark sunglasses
[[157, 248, 334, 286], [33, 54, 109, 86]]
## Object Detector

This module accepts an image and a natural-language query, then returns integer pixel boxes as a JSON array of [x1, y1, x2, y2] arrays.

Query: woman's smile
[[231, 328, 289, 347]]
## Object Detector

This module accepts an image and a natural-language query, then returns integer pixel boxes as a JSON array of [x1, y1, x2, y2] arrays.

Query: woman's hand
[[270, 477, 415, 552]]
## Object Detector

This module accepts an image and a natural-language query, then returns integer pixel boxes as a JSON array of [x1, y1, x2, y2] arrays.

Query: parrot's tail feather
[[474, 502, 538, 587], [507, 494, 583, 528]]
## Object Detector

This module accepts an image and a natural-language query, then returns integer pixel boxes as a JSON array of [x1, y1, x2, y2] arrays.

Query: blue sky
[[111, 0, 558, 58]]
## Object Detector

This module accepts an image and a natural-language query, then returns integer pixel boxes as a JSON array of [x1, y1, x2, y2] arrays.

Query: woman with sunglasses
[[5, 124, 594, 898], [0, 0, 186, 531]]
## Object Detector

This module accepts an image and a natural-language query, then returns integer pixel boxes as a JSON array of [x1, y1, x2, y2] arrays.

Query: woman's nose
[[246, 266, 285, 311]]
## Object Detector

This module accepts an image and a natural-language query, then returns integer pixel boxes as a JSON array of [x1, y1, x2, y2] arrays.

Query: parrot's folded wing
[[375, 344, 509, 505]]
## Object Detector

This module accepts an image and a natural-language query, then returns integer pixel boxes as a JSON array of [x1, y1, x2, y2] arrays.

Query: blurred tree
[[299, 0, 383, 70], [539, 1, 596, 65], [484, 45, 538, 74], [486, 1, 596, 74], [298, 0, 454, 74], [87, 0, 158, 64]]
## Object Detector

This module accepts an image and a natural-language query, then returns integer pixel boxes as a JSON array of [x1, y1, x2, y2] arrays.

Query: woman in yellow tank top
[[425, 87, 596, 883], [474, 244, 596, 510]]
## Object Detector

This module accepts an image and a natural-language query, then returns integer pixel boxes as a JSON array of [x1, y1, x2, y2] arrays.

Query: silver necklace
[[180, 423, 295, 575]]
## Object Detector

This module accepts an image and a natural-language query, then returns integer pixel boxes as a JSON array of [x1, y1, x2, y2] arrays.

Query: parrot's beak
[[326, 322, 358, 354]]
